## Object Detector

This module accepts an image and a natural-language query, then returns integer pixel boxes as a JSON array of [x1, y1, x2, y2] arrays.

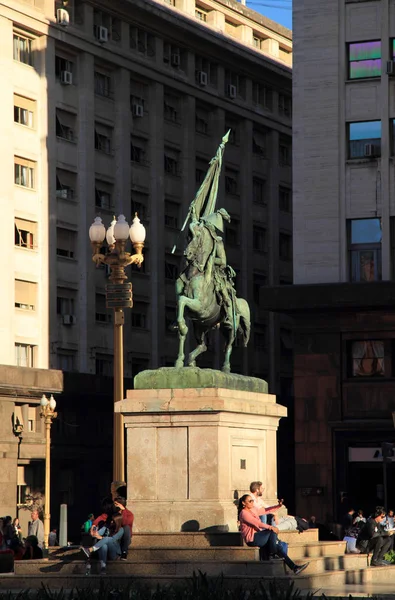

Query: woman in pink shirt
[[238, 494, 309, 575]]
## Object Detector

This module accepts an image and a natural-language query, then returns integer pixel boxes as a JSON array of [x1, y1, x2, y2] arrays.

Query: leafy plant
[[384, 549, 395, 564]]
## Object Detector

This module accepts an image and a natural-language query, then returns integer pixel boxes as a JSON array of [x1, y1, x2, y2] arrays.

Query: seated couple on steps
[[238, 494, 309, 575], [81, 496, 134, 573], [249, 481, 310, 533]]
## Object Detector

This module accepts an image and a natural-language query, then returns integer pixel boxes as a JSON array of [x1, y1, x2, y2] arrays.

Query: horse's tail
[[237, 298, 251, 347]]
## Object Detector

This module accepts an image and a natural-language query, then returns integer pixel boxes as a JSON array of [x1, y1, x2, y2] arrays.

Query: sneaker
[[100, 566, 107, 575], [371, 559, 389, 567], [293, 563, 309, 575], [80, 547, 90, 559], [120, 553, 127, 561]]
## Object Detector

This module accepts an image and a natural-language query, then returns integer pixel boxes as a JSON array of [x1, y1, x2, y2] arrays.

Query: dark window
[[225, 220, 239, 246], [130, 26, 155, 57], [252, 82, 272, 109], [253, 226, 266, 252], [278, 94, 292, 117], [131, 302, 148, 329], [55, 55, 73, 78], [94, 72, 112, 98], [279, 187, 291, 212], [279, 138, 292, 166], [279, 232, 292, 260], [165, 261, 178, 280], [225, 169, 239, 195], [95, 354, 113, 376], [348, 41, 381, 79], [348, 121, 381, 159], [253, 178, 265, 205], [349, 218, 382, 282], [350, 340, 385, 377], [15, 219, 36, 249], [253, 272, 267, 304]]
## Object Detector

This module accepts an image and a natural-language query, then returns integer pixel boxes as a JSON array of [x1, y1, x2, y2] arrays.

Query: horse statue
[[172, 132, 251, 373]]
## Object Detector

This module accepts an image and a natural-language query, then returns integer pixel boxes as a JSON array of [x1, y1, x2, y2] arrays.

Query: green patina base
[[134, 367, 268, 394]]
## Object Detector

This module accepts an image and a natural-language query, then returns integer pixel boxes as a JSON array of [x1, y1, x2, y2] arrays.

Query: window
[[14, 157, 35, 189], [13, 33, 33, 65], [164, 92, 180, 123], [94, 71, 112, 98], [96, 293, 111, 323], [95, 123, 112, 154], [15, 343, 36, 367], [253, 129, 267, 157], [131, 302, 148, 329], [253, 226, 266, 252], [95, 353, 113, 376], [57, 351, 76, 372], [129, 356, 149, 380], [195, 55, 217, 87], [14, 95, 34, 128], [130, 26, 155, 57], [279, 137, 292, 166], [56, 169, 76, 200], [165, 200, 180, 229], [165, 305, 177, 333], [278, 94, 291, 117], [348, 121, 381, 159], [131, 136, 148, 164], [57, 289, 76, 315], [279, 232, 292, 261], [15, 279, 36, 310], [56, 228, 77, 259], [195, 104, 210, 135], [225, 219, 239, 246], [93, 9, 121, 43], [279, 186, 291, 212], [15, 218, 36, 249], [163, 43, 185, 70], [225, 70, 246, 99], [349, 218, 382, 282], [350, 340, 384, 377], [95, 181, 113, 209], [131, 79, 149, 115], [131, 191, 149, 220], [253, 177, 266, 205], [252, 82, 272, 110], [165, 258, 179, 280], [225, 168, 239, 195], [348, 41, 381, 80], [55, 55, 74, 78], [164, 147, 180, 176], [225, 115, 239, 145], [195, 5, 208, 20], [253, 272, 267, 304], [56, 109, 76, 142]]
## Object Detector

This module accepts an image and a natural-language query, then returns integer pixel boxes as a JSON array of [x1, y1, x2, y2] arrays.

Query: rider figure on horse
[[176, 207, 237, 328]]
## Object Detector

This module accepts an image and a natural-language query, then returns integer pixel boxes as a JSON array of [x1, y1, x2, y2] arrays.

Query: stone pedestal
[[117, 369, 287, 532]]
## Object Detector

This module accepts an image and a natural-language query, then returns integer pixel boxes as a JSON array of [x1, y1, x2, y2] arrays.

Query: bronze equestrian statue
[[173, 132, 251, 373]]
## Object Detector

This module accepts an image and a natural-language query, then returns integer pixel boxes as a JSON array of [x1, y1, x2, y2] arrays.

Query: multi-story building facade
[[264, 0, 395, 521], [1, 0, 292, 530]]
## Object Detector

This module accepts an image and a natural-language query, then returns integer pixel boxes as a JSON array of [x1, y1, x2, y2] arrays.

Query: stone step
[[129, 529, 319, 548], [13, 553, 366, 577], [2, 565, 395, 592]]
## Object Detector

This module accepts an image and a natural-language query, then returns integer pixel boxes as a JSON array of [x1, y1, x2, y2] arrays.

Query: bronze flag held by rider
[[171, 131, 251, 373]]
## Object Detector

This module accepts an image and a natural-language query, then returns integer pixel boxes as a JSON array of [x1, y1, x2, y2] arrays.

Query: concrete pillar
[[178, 0, 195, 16], [261, 38, 280, 60], [207, 10, 225, 32], [238, 25, 253, 46], [149, 82, 165, 369], [77, 53, 95, 372]]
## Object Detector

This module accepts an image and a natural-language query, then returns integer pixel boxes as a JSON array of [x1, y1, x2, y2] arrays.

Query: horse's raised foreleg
[[175, 295, 204, 369], [188, 325, 207, 367]]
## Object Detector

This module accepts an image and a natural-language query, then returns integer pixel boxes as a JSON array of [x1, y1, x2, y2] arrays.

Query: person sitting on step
[[356, 506, 393, 566], [237, 494, 309, 575], [81, 514, 124, 574]]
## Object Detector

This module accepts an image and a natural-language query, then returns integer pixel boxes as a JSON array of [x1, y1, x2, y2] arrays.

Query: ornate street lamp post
[[89, 214, 146, 484], [40, 394, 57, 550]]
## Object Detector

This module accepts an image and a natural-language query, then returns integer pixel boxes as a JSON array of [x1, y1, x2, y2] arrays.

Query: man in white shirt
[[27, 510, 44, 549]]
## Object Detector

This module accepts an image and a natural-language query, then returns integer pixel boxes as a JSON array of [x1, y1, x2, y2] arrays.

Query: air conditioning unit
[[98, 26, 109, 43], [227, 84, 237, 99], [62, 314, 76, 325], [364, 143, 377, 157], [56, 8, 70, 27], [198, 71, 208, 86], [387, 61, 395, 75], [57, 188, 68, 199], [60, 70, 73, 85], [171, 53, 180, 67], [132, 104, 144, 118]]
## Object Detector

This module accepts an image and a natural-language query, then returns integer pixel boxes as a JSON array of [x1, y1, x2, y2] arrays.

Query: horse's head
[[184, 224, 213, 270]]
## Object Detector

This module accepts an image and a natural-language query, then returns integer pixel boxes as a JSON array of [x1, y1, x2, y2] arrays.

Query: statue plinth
[[117, 369, 286, 532]]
